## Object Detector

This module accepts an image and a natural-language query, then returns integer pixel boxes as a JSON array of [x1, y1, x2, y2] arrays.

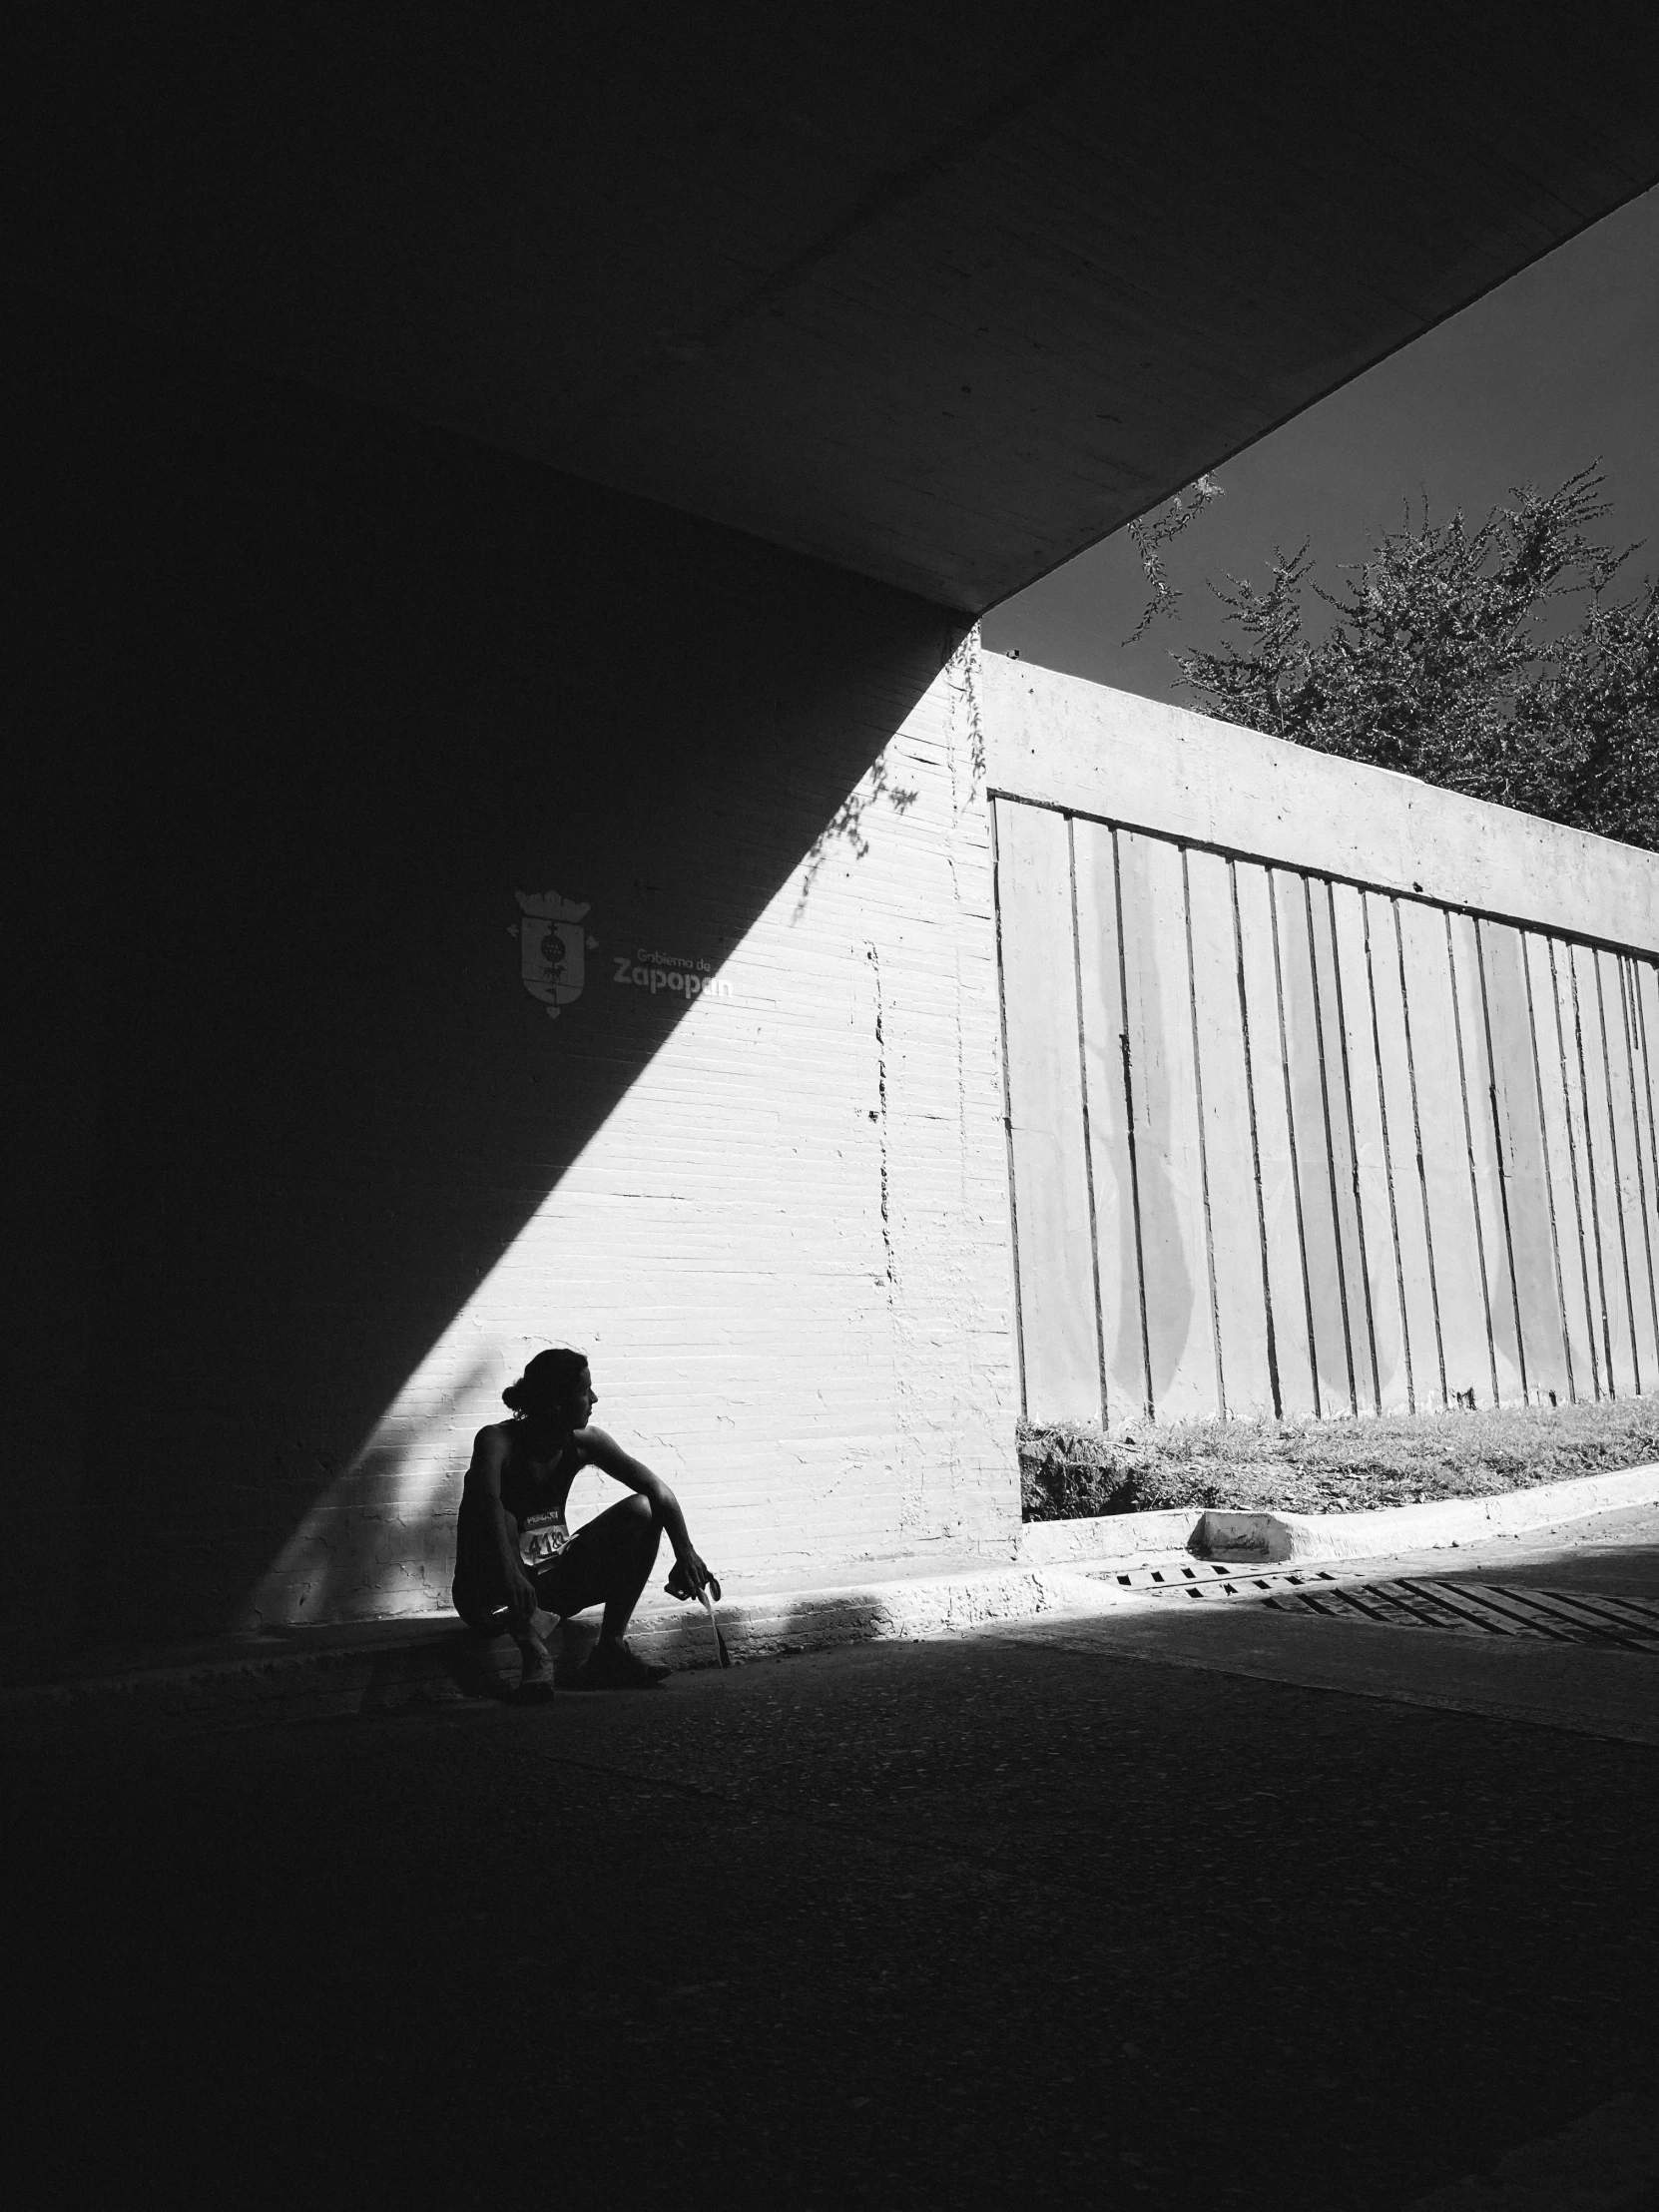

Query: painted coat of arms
[[512, 888, 595, 1020]]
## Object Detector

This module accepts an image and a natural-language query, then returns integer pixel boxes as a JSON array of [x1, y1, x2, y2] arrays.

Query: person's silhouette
[[452, 1348, 714, 1699]]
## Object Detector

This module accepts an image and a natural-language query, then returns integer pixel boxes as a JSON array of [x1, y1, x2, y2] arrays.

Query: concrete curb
[[1006, 1462, 1659, 1571], [628, 1564, 1124, 1667], [1012, 1509, 1206, 1567], [5, 1464, 1652, 1753], [1196, 1461, 1659, 1563], [0, 1565, 1123, 1754], [0, 1626, 472, 1754]]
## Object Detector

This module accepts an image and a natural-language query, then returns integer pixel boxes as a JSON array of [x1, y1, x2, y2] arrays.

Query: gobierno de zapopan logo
[[511, 888, 595, 1021], [512, 889, 733, 1020]]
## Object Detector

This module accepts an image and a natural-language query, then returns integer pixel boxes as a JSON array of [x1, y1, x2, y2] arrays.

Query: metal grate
[[1095, 1560, 1345, 1600], [1261, 1578, 1659, 1653]]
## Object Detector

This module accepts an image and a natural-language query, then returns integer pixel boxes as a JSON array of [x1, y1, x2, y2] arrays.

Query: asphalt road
[[11, 1511, 1659, 2210]]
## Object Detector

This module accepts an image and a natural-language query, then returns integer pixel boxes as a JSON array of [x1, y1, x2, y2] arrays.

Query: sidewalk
[[6, 1469, 1657, 1754], [15, 1510, 1658, 2212], [0, 1554, 1129, 1752]]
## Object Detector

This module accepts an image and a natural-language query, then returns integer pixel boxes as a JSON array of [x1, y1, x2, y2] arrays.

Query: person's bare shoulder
[[578, 1425, 663, 1489], [574, 1423, 624, 1469], [465, 1423, 512, 1485]]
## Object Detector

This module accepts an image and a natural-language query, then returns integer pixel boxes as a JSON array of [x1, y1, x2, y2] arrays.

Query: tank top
[[461, 1429, 585, 1572]]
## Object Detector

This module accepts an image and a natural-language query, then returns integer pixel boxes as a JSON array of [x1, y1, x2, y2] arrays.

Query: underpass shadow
[[11, 293, 958, 1644]]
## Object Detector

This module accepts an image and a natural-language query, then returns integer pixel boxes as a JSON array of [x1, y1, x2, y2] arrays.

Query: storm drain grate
[[1262, 1579, 1659, 1653], [1096, 1561, 1344, 1600]]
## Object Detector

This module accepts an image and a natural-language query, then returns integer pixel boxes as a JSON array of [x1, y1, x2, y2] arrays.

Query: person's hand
[[507, 1569, 539, 1626], [665, 1552, 719, 1604]]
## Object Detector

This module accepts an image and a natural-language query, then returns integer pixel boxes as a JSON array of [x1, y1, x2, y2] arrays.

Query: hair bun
[[502, 1348, 588, 1418]]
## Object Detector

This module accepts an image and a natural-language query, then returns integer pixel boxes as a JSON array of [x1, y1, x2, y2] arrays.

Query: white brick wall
[[247, 636, 1020, 1625]]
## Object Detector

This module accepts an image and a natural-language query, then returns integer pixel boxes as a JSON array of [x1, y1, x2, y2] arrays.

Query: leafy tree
[[1152, 466, 1659, 850], [1121, 472, 1223, 645]]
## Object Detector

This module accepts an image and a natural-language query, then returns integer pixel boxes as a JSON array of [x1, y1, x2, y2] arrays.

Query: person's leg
[[540, 1495, 668, 1683], [593, 1492, 664, 1644], [453, 1575, 557, 1701]]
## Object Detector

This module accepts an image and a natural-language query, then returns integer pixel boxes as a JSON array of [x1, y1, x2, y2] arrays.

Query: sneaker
[[513, 1640, 558, 1705], [576, 1638, 670, 1689]]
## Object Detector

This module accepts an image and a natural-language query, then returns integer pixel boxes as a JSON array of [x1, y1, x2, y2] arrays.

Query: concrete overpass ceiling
[[8, 3, 1658, 611]]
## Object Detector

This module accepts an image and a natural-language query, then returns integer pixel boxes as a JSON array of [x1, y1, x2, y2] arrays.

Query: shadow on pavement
[[10, 1577, 1658, 2211]]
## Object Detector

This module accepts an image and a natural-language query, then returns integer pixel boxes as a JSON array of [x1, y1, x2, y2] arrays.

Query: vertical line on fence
[[1307, 877, 1358, 1415], [1473, 921, 1530, 1402], [1632, 959, 1659, 1215], [1066, 816, 1110, 1427], [1547, 937, 1601, 1397], [1326, 882, 1382, 1411], [1364, 891, 1414, 1411], [1567, 946, 1616, 1392], [1617, 959, 1659, 1378], [1183, 846, 1228, 1417], [1445, 911, 1501, 1404], [1394, 897, 1449, 1408], [1593, 953, 1641, 1392], [1231, 859, 1282, 1418], [1112, 829, 1155, 1418], [1557, 937, 1601, 1388], [988, 798, 1028, 1418], [1530, 933, 1574, 1397], [1270, 870, 1321, 1417], [1631, 961, 1659, 1367], [1521, 932, 1576, 1401]]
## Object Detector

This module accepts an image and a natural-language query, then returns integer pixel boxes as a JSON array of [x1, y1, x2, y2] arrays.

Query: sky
[[980, 185, 1659, 705]]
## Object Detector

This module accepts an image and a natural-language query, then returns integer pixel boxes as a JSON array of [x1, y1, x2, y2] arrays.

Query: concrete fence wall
[[984, 661, 1659, 1432]]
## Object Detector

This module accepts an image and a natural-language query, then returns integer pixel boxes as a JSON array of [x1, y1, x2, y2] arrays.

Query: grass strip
[[1019, 1397, 1659, 1520]]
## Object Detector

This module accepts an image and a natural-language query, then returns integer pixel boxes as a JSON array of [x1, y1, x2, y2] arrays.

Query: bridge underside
[[8, 4, 1659, 610], [8, 8, 1659, 1648]]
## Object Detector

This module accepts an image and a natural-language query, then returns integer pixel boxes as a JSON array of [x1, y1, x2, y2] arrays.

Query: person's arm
[[581, 1427, 712, 1591], [464, 1427, 539, 1626]]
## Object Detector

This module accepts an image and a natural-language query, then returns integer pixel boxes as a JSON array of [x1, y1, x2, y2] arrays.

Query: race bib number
[[518, 1511, 571, 1570]]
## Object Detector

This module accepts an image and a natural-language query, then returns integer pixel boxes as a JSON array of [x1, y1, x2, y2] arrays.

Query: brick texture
[[248, 638, 1020, 1624]]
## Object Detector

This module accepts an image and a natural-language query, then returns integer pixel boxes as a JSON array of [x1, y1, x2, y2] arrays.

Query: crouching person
[[452, 1348, 714, 1701]]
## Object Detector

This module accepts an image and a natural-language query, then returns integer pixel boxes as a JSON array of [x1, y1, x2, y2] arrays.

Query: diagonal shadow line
[[10, 295, 964, 1643]]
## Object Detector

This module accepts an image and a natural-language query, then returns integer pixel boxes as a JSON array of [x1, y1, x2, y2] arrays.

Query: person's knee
[[454, 1586, 509, 1637], [621, 1491, 663, 1536]]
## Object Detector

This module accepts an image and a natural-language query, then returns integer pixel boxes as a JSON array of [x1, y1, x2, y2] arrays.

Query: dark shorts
[[451, 1515, 611, 1633]]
